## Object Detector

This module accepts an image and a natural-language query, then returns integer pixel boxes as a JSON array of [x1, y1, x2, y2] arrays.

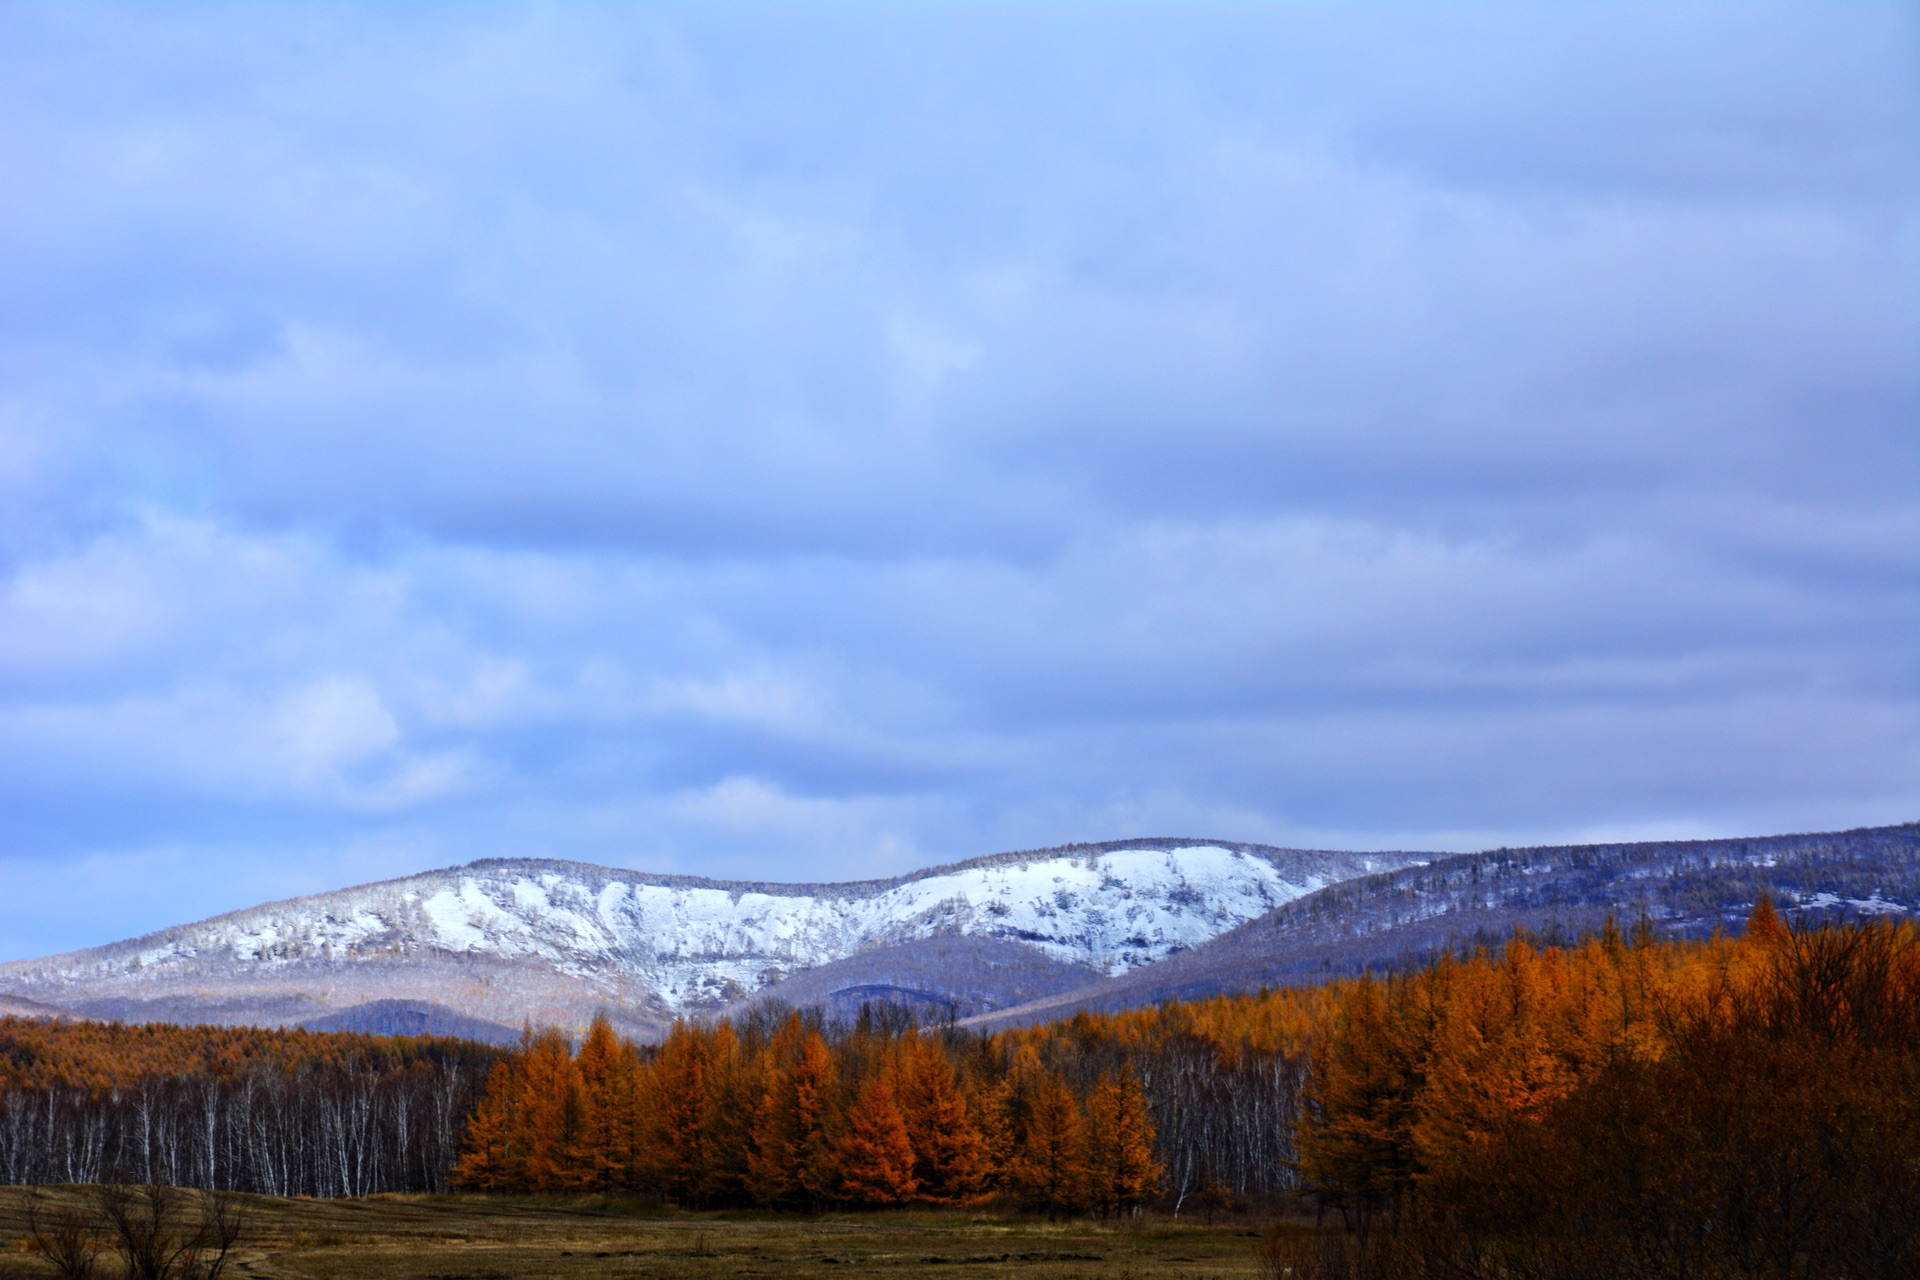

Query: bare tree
[[25, 1190, 101, 1280], [189, 1189, 246, 1280], [96, 1184, 199, 1280]]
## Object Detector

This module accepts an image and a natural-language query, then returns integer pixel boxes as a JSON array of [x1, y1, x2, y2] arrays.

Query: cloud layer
[[1, 4, 1915, 958]]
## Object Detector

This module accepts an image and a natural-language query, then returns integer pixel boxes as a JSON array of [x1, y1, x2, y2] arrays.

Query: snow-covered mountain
[[964, 823, 1920, 1031], [0, 839, 1418, 1040]]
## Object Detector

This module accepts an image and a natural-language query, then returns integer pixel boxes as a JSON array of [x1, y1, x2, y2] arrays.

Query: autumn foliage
[[2, 904, 1911, 1259], [0, 1020, 495, 1195], [452, 1006, 1160, 1213], [452, 908, 1917, 1262], [0, 1018, 492, 1091], [1290, 908, 1920, 1278]]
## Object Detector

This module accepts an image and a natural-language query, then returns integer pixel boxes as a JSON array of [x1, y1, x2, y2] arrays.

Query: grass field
[[0, 1187, 1271, 1279]]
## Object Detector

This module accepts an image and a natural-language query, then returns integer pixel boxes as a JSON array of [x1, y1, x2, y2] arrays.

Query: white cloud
[[273, 676, 399, 779], [0, 3, 1911, 959]]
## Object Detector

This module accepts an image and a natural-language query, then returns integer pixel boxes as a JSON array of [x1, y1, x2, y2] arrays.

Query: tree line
[[0, 994, 1299, 1212], [0, 1025, 493, 1196], [0, 1019, 492, 1091], [452, 1005, 1165, 1216]]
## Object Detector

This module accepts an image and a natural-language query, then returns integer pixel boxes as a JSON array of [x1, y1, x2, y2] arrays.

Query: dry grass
[[0, 1186, 1266, 1279]]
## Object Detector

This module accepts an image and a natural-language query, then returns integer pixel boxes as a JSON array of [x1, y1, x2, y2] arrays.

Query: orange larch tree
[[1006, 1069, 1086, 1218], [748, 1016, 839, 1209], [513, 1028, 583, 1192], [698, 1022, 757, 1205], [643, 1021, 716, 1204], [896, 1034, 989, 1204], [1084, 1067, 1160, 1216], [451, 1051, 521, 1192], [836, 1070, 918, 1206], [569, 1015, 641, 1192]]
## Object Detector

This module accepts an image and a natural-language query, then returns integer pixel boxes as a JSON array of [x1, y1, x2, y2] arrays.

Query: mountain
[[968, 822, 1920, 1028], [0, 992, 74, 1021], [12, 825, 1906, 1043], [294, 999, 522, 1045], [0, 838, 1408, 1041], [714, 934, 1106, 1024]]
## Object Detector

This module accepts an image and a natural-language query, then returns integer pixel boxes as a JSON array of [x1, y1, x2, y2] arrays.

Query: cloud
[[273, 677, 398, 778], [0, 3, 1913, 958]]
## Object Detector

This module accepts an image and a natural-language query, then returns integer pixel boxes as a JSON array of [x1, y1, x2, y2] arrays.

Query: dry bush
[[87, 1184, 247, 1280], [26, 1190, 102, 1279]]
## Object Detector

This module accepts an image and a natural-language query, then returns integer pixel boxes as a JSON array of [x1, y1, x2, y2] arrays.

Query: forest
[[1276, 903, 1919, 1278], [0, 1024, 493, 1197], [1, 908, 1915, 1278]]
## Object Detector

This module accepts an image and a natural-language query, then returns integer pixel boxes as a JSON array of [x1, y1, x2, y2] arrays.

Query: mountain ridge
[[8, 824, 1908, 1044], [10, 836, 1395, 967], [0, 837, 1408, 1040], [963, 821, 1920, 1029]]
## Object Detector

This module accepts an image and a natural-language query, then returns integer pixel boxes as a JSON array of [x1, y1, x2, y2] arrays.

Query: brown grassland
[[0, 1186, 1268, 1279]]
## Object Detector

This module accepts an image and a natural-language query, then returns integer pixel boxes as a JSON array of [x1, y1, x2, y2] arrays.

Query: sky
[[0, 3, 1915, 961]]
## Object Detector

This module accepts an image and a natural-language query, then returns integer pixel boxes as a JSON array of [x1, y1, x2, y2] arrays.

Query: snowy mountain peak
[[0, 838, 1420, 1034]]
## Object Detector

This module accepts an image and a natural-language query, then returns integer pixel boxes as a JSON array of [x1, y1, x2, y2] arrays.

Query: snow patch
[[33, 844, 1350, 1012], [1793, 892, 1909, 916]]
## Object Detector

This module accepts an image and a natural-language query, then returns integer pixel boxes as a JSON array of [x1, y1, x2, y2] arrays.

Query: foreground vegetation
[[1289, 904, 1920, 1279], [0, 1187, 1268, 1278]]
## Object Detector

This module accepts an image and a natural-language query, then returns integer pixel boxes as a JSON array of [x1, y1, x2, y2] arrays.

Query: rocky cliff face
[[0, 838, 1416, 1039]]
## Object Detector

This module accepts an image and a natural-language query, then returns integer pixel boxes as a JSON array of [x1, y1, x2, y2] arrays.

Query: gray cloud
[[0, 3, 1914, 959]]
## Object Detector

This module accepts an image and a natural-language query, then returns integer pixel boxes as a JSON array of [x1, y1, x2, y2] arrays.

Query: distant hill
[[296, 999, 522, 1045], [0, 992, 74, 1021], [967, 823, 1920, 1028], [715, 934, 1105, 1024], [0, 838, 1406, 1041]]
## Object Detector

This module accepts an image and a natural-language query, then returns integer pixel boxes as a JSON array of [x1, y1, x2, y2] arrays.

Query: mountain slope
[[968, 822, 1920, 1027], [295, 999, 522, 1045], [0, 839, 1411, 1040], [0, 993, 73, 1021], [714, 934, 1105, 1024]]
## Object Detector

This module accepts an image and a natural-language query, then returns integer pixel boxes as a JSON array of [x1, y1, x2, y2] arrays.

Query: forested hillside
[[1, 908, 1913, 1280], [975, 821, 1920, 1022], [714, 934, 1104, 1023]]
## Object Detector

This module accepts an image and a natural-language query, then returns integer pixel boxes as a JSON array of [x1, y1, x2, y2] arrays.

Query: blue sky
[[1, 4, 1915, 960]]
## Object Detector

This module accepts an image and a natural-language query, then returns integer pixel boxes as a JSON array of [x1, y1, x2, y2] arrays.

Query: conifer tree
[[698, 1023, 758, 1205], [748, 1017, 839, 1209], [1084, 1068, 1160, 1215], [836, 1072, 918, 1206], [569, 1015, 640, 1192], [644, 1022, 714, 1204], [514, 1029, 582, 1192], [897, 1035, 989, 1204], [1006, 1070, 1086, 1218], [452, 1053, 520, 1192], [1297, 976, 1420, 1210], [1746, 895, 1788, 947], [969, 1074, 1018, 1192]]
